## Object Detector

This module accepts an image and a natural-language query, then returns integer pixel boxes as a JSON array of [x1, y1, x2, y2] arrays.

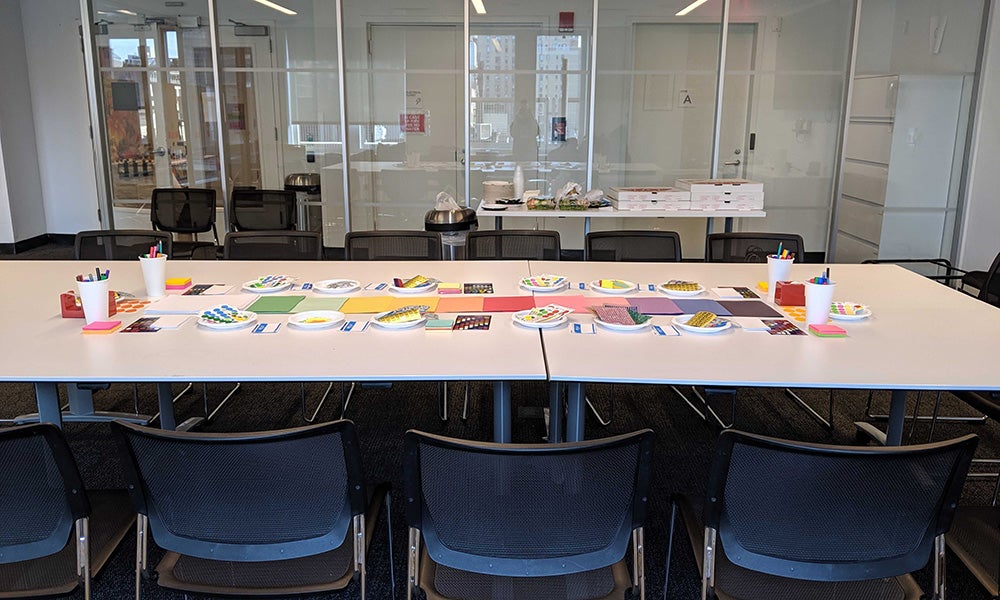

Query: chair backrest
[[706, 232, 804, 263], [586, 230, 682, 262], [705, 430, 977, 582], [465, 230, 561, 260], [979, 250, 1000, 306], [0, 424, 89, 564], [112, 420, 366, 562], [344, 230, 442, 260], [223, 231, 323, 260], [230, 189, 297, 231], [74, 229, 172, 261], [404, 429, 654, 577], [150, 188, 217, 234]]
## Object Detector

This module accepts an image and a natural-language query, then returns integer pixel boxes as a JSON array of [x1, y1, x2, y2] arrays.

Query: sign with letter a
[[678, 89, 695, 108]]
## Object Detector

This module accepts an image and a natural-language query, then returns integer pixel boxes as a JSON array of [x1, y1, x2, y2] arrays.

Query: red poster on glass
[[400, 112, 427, 134]]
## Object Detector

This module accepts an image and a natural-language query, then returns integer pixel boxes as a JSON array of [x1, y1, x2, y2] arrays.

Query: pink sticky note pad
[[539, 295, 629, 313], [808, 324, 847, 337], [82, 320, 122, 334], [482, 296, 536, 313]]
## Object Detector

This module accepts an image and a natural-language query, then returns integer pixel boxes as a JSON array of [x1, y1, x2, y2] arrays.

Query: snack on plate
[[661, 280, 700, 292], [301, 316, 334, 324], [591, 304, 651, 326], [526, 196, 556, 210], [830, 302, 866, 316], [376, 307, 423, 324], [686, 311, 724, 328], [521, 275, 567, 288], [598, 279, 632, 290], [520, 304, 572, 323], [200, 305, 252, 325], [395, 275, 431, 288]]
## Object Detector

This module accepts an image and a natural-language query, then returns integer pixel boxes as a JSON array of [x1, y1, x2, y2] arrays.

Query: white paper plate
[[512, 310, 568, 329], [197, 311, 258, 330], [594, 317, 652, 331], [830, 302, 872, 321], [657, 282, 705, 297], [672, 314, 732, 334], [589, 279, 637, 294], [242, 278, 293, 293], [519, 276, 569, 293], [372, 311, 427, 329], [481, 203, 507, 211], [288, 311, 346, 330], [313, 279, 360, 294], [389, 281, 438, 294]]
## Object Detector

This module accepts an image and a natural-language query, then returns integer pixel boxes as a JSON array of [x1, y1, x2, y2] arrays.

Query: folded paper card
[[717, 300, 783, 318], [246, 295, 305, 314]]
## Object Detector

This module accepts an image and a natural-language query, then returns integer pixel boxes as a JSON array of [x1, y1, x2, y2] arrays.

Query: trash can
[[425, 205, 478, 260], [284, 173, 322, 232]]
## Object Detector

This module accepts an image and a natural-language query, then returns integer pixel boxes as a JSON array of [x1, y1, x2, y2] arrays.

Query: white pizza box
[[607, 187, 691, 203], [675, 178, 764, 210], [612, 198, 692, 211], [674, 178, 764, 194]]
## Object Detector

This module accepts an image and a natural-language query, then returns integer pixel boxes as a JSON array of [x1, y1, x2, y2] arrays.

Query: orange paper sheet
[[341, 296, 393, 314], [386, 297, 440, 311], [536, 295, 629, 313], [436, 296, 486, 313]]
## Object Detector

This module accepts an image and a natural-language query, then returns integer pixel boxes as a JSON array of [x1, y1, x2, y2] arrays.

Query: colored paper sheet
[[246, 295, 305, 314], [539, 295, 629, 313], [144, 294, 254, 315], [673, 299, 732, 316], [290, 297, 349, 313], [341, 296, 394, 314], [626, 297, 682, 315], [386, 297, 439, 311], [436, 296, 486, 313], [482, 296, 536, 312], [718, 300, 783, 318]]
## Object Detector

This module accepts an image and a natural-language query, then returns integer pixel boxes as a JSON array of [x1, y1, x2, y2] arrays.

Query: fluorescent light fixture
[[491, 37, 503, 53], [252, 0, 297, 16], [675, 0, 710, 16], [116, 9, 138, 15], [471, 0, 486, 15]]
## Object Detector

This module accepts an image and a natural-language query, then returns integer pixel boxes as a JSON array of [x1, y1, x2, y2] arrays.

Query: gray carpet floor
[[2, 242, 997, 600]]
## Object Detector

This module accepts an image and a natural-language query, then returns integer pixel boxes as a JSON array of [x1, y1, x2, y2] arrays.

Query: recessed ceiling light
[[252, 0, 297, 16], [116, 9, 138, 15], [471, 0, 486, 15], [675, 0, 710, 16]]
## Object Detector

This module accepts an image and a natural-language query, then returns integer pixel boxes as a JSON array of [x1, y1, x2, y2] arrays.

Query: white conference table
[[0, 260, 545, 442], [529, 261, 1000, 445]]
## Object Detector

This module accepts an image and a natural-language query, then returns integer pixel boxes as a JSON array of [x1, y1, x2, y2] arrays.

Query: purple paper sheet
[[718, 300, 783, 318], [627, 297, 683, 315], [673, 299, 732, 316]]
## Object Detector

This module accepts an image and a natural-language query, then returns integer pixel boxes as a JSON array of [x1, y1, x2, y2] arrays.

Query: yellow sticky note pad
[[757, 281, 768, 292], [165, 277, 192, 287], [341, 296, 393, 314]]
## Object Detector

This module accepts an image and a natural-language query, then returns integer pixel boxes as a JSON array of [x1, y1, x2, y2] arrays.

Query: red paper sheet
[[482, 296, 537, 312]]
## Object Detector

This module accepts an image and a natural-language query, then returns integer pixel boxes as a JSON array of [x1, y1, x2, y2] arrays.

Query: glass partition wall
[[82, 0, 988, 259]]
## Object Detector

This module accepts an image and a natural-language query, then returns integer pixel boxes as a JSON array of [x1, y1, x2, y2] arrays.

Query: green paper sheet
[[290, 297, 349, 313], [247, 295, 305, 314]]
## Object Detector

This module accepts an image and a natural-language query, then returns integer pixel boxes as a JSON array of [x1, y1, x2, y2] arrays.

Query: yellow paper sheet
[[341, 296, 393, 314]]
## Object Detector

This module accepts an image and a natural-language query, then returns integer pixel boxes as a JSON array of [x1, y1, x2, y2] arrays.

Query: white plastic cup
[[804, 280, 837, 325], [77, 278, 110, 324], [139, 255, 168, 298], [767, 255, 794, 300]]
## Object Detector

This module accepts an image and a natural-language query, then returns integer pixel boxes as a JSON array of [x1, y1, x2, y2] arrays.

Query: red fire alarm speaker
[[559, 12, 574, 33]]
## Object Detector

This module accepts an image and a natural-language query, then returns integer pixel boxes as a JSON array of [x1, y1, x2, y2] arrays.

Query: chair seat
[[0, 490, 134, 598], [676, 495, 923, 600], [420, 547, 633, 600], [171, 239, 217, 259], [947, 505, 999, 597]]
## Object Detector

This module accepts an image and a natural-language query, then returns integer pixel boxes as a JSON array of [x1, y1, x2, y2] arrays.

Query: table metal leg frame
[[9, 383, 153, 427], [854, 389, 908, 446], [493, 381, 512, 443], [566, 382, 586, 442]]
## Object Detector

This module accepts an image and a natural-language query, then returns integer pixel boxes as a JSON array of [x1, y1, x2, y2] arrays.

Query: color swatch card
[[718, 300, 783, 318], [626, 297, 682, 315], [452, 315, 491, 330], [184, 284, 234, 296], [673, 299, 732, 316], [463, 283, 494, 294], [712, 286, 759, 299], [762, 319, 805, 335], [246, 295, 305, 314], [482, 296, 536, 313], [121, 317, 161, 333]]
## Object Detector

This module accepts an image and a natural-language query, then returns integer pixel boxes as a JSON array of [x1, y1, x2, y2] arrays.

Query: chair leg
[[300, 382, 334, 423], [702, 527, 718, 600], [353, 514, 367, 600], [340, 382, 357, 419], [204, 382, 242, 423], [461, 382, 470, 420], [407, 528, 421, 600], [933, 533, 946, 600], [75, 517, 90, 600], [384, 489, 396, 598], [663, 501, 677, 600], [928, 391, 944, 442], [135, 514, 148, 600], [439, 383, 448, 421], [632, 527, 645, 600]]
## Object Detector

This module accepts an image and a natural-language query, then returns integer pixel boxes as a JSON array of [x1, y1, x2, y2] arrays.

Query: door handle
[[154, 147, 167, 157], [724, 159, 741, 166]]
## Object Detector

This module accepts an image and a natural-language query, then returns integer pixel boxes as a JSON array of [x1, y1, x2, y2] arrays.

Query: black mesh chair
[[466, 229, 561, 260], [666, 430, 978, 600], [112, 419, 388, 599], [74, 229, 172, 260], [0, 423, 133, 600], [585, 230, 682, 262], [230, 188, 298, 231], [345, 230, 442, 260], [223, 231, 323, 260], [961, 250, 1000, 307], [706, 232, 805, 263], [404, 429, 654, 600], [150, 188, 219, 259]]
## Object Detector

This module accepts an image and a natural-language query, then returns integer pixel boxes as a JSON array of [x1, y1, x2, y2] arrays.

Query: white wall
[[20, 0, 102, 235], [0, 0, 47, 243], [958, 1, 1000, 270]]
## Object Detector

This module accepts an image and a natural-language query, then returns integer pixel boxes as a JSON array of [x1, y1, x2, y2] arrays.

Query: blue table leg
[[886, 389, 907, 446], [34, 383, 63, 427], [493, 381, 511, 443], [566, 382, 586, 442], [548, 382, 563, 443], [156, 383, 176, 431]]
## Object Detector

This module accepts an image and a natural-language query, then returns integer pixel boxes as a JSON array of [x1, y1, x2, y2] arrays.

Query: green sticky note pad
[[247, 295, 305, 314], [425, 318, 455, 331]]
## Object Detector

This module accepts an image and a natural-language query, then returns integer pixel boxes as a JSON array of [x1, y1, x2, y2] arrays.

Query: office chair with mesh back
[[405, 429, 654, 600], [230, 188, 298, 231], [344, 230, 442, 260], [0, 424, 134, 600], [150, 188, 219, 259], [465, 229, 561, 260], [113, 420, 389, 600], [963, 250, 1000, 307], [585, 230, 682, 262], [706, 232, 805, 263], [666, 430, 977, 600], [75, 230, 172, 261], [223, 231, 323, 260]]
